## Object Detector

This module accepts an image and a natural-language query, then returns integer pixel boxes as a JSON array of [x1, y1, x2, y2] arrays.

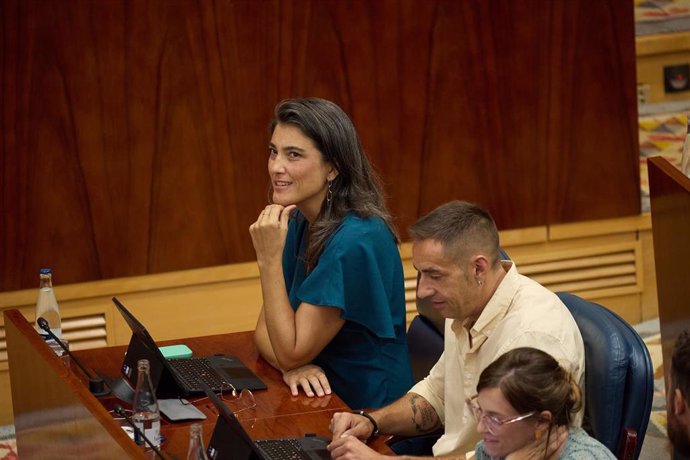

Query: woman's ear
[[534, 411, 552, 441], [673, 388, 687, 416], [327, 166, 339, 182], [536, 410, 552, 428]]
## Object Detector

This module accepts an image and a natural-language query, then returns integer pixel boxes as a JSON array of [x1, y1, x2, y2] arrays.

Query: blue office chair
[[407, 313, 445, 382], [556, 292, 654, 460]]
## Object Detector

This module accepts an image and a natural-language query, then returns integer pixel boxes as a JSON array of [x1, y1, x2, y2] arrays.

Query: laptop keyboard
[[255, 439, 325, 460], [168, 357, 228, 393]]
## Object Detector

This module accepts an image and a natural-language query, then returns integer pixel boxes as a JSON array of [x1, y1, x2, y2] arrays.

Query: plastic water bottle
[[186, 423, 209, 460], [35, 268, 62, 339], [682, 114, 690, 177], [132, 359, 161, 449]]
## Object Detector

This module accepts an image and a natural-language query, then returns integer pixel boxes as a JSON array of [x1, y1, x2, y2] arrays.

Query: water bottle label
[[134, 421, 145, 446], [134, 419, 161, 448]]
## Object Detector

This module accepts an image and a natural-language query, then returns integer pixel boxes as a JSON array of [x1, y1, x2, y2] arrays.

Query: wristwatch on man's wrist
[[353, 410, 379, 440]]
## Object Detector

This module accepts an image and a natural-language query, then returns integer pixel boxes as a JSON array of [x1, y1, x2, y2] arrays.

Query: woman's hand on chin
[[250, 204, 297, 266], [282, 363, 332, 397]]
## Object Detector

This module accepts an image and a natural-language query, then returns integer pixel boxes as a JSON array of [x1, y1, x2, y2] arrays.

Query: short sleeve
[[295, 215, 401, 339]]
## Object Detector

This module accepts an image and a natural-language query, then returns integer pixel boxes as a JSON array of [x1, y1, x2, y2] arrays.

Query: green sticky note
[[159, 344, 193, 359]]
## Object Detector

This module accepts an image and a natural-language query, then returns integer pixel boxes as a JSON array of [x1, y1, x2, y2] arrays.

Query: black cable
[[37, 317, 109, 396]]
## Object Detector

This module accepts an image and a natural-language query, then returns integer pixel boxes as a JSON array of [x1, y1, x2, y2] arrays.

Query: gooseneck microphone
[[37, 317, 110, 397], [113, 405, 172, 460]]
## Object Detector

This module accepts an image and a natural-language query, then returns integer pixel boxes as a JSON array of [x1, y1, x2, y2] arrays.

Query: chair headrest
[[556, 292, 653, 457]]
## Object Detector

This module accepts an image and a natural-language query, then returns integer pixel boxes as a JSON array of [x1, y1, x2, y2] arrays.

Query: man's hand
[[282, 363, 332, 397], [328, 435, 386, 460], [330, 412, 377, 441]]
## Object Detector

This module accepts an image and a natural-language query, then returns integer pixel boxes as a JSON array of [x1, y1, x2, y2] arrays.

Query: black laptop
[[203, 384, 331, 460], [111, 296, 266, 399]]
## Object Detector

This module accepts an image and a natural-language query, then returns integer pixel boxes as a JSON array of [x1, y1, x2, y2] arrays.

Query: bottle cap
[[39, 268, 52, 275]]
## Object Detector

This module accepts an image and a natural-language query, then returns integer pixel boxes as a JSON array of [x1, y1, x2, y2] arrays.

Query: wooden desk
[[5, 309, 393, 458], [648, 156, 690, 386], [75, 330, 350, 420]]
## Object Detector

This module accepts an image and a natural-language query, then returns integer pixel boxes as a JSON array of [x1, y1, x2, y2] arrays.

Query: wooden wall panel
[[545, 1, 640, 223], [418, 0, 640, 228], [1, 0, 639, 291]]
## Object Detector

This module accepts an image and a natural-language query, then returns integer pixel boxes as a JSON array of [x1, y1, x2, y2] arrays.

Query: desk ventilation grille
[[61, 314, 108, 350], [0, 313, 107, 365], [404, 278, 419, 323], [402, 242, 641, 324], [0, 327, 5, 364], [515, 243, 641, 297], [519, 251, 638, 293]]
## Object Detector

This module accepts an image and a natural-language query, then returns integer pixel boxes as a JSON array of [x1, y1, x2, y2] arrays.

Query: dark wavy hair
[[477, 347, 582, 427], [269, 98, 398, 269]]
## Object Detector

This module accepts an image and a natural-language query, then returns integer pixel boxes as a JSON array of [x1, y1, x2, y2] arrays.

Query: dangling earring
[[326, 180, 333, 204]]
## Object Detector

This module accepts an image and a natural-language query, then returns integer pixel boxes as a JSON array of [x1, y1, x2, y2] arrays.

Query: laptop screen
[[204, 385, 261, 460], [110, 296, 267, 401], [112, 296, 174, 391]]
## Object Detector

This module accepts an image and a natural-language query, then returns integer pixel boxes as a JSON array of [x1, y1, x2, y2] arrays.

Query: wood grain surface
[[1, 0, 639, 290]]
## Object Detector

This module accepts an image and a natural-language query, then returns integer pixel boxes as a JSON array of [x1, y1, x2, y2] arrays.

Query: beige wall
[[637, 31, 690, 104]]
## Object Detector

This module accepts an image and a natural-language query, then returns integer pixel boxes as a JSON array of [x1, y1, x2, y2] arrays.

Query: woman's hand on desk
[[282, 363, 332, 397]]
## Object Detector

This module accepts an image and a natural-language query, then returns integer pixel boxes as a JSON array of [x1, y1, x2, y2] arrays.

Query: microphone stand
[[37, 317, 110, 396], [114, 405, 174, 460]]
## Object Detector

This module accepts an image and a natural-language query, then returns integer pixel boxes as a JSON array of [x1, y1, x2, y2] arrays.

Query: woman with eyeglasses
[[328, 346, 608, 459], [469, 347, 614, 459], [249, 98, 413, 410]]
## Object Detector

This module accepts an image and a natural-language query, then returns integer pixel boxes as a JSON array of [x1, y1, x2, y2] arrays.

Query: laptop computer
[[111, 296, 267, 400], [203, 384, 331, 460]]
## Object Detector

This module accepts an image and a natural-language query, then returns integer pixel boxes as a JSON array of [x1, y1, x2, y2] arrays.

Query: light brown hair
[[477, 347, 582, 427]]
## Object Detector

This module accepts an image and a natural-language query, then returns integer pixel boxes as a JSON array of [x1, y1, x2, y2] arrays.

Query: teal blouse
[[282, 211, 413, 409]]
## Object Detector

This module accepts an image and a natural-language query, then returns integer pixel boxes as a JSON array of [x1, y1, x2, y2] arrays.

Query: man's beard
[[668, 406, 690, 456]]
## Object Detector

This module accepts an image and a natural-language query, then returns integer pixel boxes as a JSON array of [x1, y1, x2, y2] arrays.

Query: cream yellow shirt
[[409, 261, 585, 457]]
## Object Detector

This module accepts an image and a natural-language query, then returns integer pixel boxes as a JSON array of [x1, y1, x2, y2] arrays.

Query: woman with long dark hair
[[249, 98, 412, 409]]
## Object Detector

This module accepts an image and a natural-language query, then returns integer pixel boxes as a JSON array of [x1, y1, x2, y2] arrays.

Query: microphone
[[113, 404, 172, 460], [37, 317, 109, 396]]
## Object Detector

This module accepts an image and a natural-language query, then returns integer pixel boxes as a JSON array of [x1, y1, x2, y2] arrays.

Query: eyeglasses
[[181, 382, 256, 415], [465, 394, 537, 435]]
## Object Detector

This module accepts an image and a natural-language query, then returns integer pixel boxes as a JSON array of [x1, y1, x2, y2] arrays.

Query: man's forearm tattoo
[[409, 394, 442, 433]]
